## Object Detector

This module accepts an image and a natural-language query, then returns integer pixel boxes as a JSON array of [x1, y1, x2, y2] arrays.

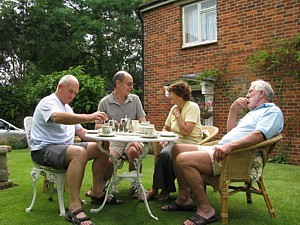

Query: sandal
[[90, 193, 124, 205], [161, 201, 197, 211], [128, 187, 139, 199], [157, 190, 170, 202], [184, 214, 218, 225], [146, 189, 157, 201], [66, 208, 94, 225]]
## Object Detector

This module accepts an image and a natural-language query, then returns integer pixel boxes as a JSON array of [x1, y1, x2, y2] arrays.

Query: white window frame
[[182, 0, 217, 48]]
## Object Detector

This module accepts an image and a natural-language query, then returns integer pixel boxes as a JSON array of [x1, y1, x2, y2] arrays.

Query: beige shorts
[[196, 145, 221, 176], [109, 141, 132, 157]]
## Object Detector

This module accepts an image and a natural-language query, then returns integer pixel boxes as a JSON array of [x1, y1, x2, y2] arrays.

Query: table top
[[85, 132, 178, 143]]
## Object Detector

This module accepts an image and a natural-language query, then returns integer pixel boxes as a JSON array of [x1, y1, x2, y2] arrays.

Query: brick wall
[[140, 0, 300, 164]]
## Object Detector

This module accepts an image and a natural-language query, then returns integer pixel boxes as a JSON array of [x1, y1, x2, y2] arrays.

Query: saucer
[[87, 130, 99, 134], [99, 133, 115, 137], [159, 131, 176, 137], [141, 134, 158, 138]]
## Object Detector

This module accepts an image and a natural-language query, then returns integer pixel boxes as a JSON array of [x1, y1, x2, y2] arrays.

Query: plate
[[159, 131, 177, 137], [87, 130, 99, 134], [141, 134, 158, 138], [98, 133, 115, 137]]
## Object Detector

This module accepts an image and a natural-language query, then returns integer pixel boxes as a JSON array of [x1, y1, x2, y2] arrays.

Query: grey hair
[[250, 79, 274, 102], [112, 71, 131, 87], [58, 74, 78, 86]]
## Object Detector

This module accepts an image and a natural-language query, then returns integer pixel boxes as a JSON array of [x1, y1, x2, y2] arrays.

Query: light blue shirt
[[30, 93, 82, 151], [218, 103, 284, 146]]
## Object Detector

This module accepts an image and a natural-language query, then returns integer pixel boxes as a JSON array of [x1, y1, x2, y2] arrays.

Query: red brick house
[[137, 0, 300, 164]]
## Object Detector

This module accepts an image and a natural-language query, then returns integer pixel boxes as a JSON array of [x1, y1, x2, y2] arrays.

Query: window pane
[[201, 0, 216, 9], [201, 10, 217, 42], [184, 4, 199, 43]]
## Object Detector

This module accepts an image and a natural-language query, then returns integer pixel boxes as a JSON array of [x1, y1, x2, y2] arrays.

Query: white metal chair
[[24, 116, 66, 217]]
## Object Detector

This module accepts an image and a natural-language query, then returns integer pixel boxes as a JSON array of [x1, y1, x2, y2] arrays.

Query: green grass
[[1, 149, 299, 225]]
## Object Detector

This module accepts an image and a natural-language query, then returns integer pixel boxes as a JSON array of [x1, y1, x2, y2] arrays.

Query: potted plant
[[199, 101, 214, 119]]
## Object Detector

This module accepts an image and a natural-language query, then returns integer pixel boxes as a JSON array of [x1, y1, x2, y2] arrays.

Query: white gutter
[[139, 0, 178, 13]]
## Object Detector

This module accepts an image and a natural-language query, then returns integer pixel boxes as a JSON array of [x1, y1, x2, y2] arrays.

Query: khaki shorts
[[196, 145, 221, 176], [110, 141, 135, 157]]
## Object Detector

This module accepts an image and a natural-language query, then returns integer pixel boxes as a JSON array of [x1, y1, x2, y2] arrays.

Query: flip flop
[[185, 214, 218, 225], [161, 201, 196, 211], [66, 208, 95, 225]]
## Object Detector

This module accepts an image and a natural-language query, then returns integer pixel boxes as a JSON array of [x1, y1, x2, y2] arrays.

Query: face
[[246, 86, 264, 110], [58, 79, 79, 105], [117, 74, 134, 96], [167, 91, 179, 104]]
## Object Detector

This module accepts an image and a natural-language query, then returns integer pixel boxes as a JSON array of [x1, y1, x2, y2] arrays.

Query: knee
[[176, 154, 188, 168], [126, 147, 140, 159]]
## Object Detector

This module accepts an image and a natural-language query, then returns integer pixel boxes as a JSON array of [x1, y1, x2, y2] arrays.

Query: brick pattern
[[141, 0, 300, 164]]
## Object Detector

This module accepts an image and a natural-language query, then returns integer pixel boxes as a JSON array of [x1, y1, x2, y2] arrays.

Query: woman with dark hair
[[146, 81, 203, 201]]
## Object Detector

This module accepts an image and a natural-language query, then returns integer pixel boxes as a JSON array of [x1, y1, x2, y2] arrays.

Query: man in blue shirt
[[161, 80, 284, 225]]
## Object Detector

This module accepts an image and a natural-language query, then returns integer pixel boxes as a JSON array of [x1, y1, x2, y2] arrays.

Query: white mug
[[144, 127, 156, 136], [102, 126, 113, 135]]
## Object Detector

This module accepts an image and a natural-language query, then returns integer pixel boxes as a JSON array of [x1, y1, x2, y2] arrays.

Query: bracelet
[[175, 114, 180, 118]]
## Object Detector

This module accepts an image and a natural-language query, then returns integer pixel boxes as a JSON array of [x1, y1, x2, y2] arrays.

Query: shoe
[[185, 214, 218, 225], [128, 187, 138, 199], [90, 193, 124, 205], [161, 201, 197, 211], [66, 208, 95, 225], [157, 190, 170, 202], [145, 189, 157, 201]]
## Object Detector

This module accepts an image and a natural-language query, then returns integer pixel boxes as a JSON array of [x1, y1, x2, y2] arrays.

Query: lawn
[[1, 149, 299, 225]]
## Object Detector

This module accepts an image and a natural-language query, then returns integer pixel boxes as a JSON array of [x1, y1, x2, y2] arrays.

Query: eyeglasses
[[126, 82, 134, 87]]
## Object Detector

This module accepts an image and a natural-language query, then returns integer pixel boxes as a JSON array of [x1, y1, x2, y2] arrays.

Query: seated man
[[30, 75, 110, 225], [88, 71, 147, 200], [162, 80, 284, 225]]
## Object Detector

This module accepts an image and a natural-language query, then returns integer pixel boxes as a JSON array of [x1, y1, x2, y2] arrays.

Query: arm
[[51, 111, 108, 125], [172, 106, 196, 136], [213, 130, 265, 161], [227, 97, 249, 132]]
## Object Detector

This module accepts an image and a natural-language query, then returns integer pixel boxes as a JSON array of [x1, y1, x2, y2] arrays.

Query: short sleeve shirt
[[165, 101, 202, 144], [218, 103, 284, 145], [30, 93, 82, 151], [97, 93, 146, 122]]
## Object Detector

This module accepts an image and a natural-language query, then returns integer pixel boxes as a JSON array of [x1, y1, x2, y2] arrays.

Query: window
[[182, 0, 217, 47]]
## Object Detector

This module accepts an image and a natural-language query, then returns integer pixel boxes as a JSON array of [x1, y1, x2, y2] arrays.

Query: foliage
[[196, 68, 220, 81], [248, 35, 300, 79], [0, 135, 27, 149], [27, 66, 106, 119], [0, 0, 144, 90]]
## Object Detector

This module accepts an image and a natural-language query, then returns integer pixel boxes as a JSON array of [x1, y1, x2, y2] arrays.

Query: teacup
[[102, 126, 113, 135], [144, 127, 156, 137]]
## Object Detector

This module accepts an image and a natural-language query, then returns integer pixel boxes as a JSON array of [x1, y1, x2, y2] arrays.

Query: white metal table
[[85, 132, 177, 221]]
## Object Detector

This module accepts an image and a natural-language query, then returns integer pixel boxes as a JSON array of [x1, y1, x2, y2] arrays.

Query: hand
[[231, 97, 249, 111], [129, 142, 143, 154], [160, 141, 169, 148], [171, 106, 181, 117], [213, 145, 231, 162], [89, 111, 108, 123]]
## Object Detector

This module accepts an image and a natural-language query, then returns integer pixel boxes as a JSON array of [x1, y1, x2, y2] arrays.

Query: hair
[[58, 74, 78, 86], [168, 80, 192, 101], [250, 79, 274, 102], [112, 71, 131, 87]]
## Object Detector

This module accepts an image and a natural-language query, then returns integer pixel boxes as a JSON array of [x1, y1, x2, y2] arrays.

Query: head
[[246, 79, 274, 110], [167, 81, 192, 102], [55, 74, 79, 105], [112, 71, 134, 96]]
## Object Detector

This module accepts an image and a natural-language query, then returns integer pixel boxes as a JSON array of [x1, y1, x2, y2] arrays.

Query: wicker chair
[[24, 116, 66, 217], [202, 134, 282, 224], [152, 125, 219, 164]]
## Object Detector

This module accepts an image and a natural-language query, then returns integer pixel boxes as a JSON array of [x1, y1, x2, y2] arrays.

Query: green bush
[[0, 135, 27, 149]]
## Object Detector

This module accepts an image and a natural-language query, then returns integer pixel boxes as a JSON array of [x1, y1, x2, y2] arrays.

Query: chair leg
[[56, 174, 66, 217], [257, 179, 276, 218], [245, 182, 252, 203], [42, 177, 48, 193], [220, 185, 229, 224], [25, 168, 40, 213]]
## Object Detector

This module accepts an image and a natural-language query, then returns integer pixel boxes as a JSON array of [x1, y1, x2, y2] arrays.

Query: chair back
[[198, 125, 219, 145], [24, 116, 33, 149]]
